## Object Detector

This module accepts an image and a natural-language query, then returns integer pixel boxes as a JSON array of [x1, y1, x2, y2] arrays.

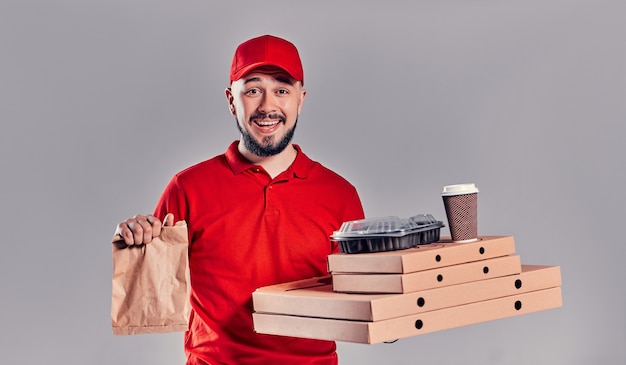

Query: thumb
[[163, 213, 175, 227]]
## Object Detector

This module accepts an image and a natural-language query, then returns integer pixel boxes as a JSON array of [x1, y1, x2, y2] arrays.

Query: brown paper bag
[[111, 221, 191, 335]]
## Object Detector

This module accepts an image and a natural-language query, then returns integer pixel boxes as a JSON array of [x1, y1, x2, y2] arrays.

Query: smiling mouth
[[250, 113, 286, 131], [254, 120, 280, 127]]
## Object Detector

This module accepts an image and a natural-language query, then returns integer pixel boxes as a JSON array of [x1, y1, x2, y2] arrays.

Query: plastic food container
[[331, 214, 445, 254]]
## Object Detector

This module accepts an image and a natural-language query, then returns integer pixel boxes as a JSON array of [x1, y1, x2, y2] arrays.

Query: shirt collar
[[225, 140, 311, 179]]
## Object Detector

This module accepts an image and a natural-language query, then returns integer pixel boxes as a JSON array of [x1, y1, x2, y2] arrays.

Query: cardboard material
[[327, 236, 515, 274], [253, 286, 563, 344], [253, 265, 560, 321], [332, 255, 521, 294]]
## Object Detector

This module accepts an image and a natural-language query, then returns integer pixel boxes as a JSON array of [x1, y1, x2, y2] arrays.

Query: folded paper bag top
[[111, 221, 191, 335]]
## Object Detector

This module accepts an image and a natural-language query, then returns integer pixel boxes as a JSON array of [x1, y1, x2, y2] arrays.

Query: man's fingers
[[163, 213, 174, 227], [133, 215, 154, 244], [124, 219, 142, 245], [114, 213, 171, 248], [115, 220, 135, 245], [146, 214, 161, 233], [120, 220, 138, 245]]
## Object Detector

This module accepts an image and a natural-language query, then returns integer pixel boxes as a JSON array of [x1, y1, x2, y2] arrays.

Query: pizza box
[[253, 265, 560, 321], [332, 255, 521, 294], [253, 286, 562, 344], [327, 236, 515, 274]]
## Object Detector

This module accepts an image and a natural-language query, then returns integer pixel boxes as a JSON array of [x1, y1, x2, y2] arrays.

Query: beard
[[236, 115, 298, 157]]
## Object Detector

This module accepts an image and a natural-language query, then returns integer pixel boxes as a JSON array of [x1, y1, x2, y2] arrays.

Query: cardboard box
[[253, 286, 562, 344], [332, 255, 521, 294], [253, 265, 560, 321], [327, 236, 515, 274]]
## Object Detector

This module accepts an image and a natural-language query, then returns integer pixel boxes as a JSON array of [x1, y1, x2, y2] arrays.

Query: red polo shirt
[[154, 141, 364, 364]]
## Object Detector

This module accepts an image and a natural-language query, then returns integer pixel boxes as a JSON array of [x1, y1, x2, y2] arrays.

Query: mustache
[[249, 113, 286, 123]]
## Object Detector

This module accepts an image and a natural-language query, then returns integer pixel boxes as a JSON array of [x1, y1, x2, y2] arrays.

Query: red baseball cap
[[229, 35, 304, 85]]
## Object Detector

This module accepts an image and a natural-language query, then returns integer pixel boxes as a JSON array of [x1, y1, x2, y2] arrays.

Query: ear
[[297, 87, 307, 115], [225, 87, 236, 116]]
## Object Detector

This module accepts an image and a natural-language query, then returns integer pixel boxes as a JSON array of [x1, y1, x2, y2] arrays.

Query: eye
[[245, 88, 261, 96], [277, 89, 289, 95]]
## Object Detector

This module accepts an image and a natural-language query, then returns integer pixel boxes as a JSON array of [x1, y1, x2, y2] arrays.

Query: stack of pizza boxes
[[252, 215, 562, 344]]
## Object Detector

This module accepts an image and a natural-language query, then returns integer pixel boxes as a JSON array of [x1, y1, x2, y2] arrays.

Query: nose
[[258, 93, 278, 114]]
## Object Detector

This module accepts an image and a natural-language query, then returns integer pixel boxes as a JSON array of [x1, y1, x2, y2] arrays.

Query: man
[[114, 34, 365, 364]]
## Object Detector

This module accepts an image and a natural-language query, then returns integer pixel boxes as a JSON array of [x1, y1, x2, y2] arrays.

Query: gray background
[[1, 0, 624, 364]]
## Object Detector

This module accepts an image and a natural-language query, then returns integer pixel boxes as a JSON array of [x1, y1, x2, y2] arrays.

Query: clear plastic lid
[[331, 214, 443, 239]]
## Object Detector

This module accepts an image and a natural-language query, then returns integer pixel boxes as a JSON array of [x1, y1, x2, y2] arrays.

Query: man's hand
[[113, 213, 174, 248]]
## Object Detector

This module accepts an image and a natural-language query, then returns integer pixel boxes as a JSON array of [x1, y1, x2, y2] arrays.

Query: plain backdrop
[[1, 0, 624, 364]]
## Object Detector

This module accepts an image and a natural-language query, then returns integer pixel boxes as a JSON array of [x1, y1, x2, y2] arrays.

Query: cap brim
[[231, 62, 301, 84]]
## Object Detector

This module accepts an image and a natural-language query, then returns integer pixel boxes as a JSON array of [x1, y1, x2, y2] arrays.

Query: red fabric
[[230, 34, 304, 85], [154, 141, 364, 364]]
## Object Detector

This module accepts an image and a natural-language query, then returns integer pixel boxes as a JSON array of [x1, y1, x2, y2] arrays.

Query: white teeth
[[256, 121, 279, 126]]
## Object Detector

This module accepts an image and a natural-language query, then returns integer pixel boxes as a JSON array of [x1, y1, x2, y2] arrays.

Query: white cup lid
[[442, 183, 479, 196]]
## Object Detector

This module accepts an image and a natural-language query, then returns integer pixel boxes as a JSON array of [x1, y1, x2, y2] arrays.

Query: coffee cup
[[442, 183, 479, 242]]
